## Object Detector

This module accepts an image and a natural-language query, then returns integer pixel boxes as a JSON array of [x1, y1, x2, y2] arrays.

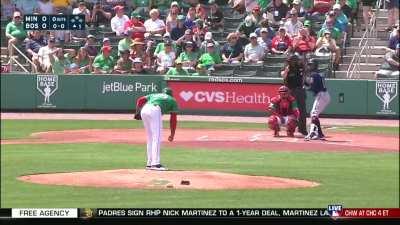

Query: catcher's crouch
[[134, 87, 178, 171], [267, 86, 300, 137]]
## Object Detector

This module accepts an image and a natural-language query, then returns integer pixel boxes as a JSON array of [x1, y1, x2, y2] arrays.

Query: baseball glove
[[134, 107, 142, 120]]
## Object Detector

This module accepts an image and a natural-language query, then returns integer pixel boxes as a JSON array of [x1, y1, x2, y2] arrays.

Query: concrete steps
[[341, 55, 385, 64], [333, 71, 377, 80], [338, 63, 381, 72], [349, 38, 387, 46], [344, 46, 387, 55]]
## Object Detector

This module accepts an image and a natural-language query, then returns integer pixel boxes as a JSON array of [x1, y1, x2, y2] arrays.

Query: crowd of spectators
[[2, 0, 397, 76]]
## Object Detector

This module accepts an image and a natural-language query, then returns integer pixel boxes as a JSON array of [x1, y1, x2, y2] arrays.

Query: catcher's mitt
[[134, 107, 142, 120]]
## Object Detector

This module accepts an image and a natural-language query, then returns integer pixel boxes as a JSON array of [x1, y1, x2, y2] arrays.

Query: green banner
[[1, 75, 36, 109], [85, 75, 165, 110]]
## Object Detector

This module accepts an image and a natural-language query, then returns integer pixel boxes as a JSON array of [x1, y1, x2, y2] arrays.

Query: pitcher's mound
[[18, 169, 319, 190]]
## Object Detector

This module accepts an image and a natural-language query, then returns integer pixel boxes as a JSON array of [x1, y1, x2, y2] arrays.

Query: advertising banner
[[167, 82, 281, 112]]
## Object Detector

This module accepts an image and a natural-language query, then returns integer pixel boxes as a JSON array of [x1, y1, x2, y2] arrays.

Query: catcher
[[267, 86, 300, 137]]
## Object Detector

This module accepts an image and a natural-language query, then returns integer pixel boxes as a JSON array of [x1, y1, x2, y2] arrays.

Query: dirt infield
[[17, 169, 319, 190], [2, 128, 398, 152]]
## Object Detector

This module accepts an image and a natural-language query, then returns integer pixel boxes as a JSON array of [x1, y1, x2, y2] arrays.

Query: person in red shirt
[[267, 85, 300, 137], [292, 27, 316, 55], [124, 12, 146, 41], [270, 27, 292, 54]]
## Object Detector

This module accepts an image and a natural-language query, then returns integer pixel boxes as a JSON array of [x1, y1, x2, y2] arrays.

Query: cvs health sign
[[167, 82, 281, 112]]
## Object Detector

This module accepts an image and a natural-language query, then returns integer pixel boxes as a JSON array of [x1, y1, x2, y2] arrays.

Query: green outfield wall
[[1, 74, 398, 118]]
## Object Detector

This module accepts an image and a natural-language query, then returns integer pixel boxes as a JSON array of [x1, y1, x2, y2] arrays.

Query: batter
[[304, 58, 331, 140], [135, 87, 178, 171]]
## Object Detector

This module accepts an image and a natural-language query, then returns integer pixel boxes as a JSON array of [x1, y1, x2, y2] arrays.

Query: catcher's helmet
[[163, 87, 173, 96], [278, 85, 289, 93], [308, 58, 319, 71]]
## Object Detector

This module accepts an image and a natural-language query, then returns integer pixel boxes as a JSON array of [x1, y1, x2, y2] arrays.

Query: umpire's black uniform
[[282, 60, 308, 136]]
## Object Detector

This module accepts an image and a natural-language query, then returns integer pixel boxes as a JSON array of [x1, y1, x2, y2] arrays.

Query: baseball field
[[1, 114, 399, 208]]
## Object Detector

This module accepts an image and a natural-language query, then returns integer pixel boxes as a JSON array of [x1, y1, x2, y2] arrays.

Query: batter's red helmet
[[278, 86, 289, 93]]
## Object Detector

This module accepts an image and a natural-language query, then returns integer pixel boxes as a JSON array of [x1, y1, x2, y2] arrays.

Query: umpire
[[281, 54, 308, 136]]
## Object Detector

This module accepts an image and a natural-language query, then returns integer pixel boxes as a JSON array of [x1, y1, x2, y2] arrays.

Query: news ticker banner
[[0, 207, 399, 219]]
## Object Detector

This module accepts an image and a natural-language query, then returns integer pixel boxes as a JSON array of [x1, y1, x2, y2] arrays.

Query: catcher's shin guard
[[268, 116, 280, 136], [286, 117, 297, 137]]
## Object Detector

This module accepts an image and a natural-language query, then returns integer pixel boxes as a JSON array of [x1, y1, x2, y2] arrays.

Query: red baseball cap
[[102, 46, 112, 52], [114, 5, 124, 11]]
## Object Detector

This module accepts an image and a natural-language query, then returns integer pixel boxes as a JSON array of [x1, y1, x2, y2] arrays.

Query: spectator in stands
[[110, 5, 129, 36], [222, 32, 244, 64], [156, 41, 176, 74], [92, 46, 115, 74], [37, 36, 57, 73], [5, 11, 27, 57], [292, 27, 316, 55], [270, 27, 292, 54], [198, 42, 222, 70], [315, 30, 341, 70], [266, 0, 289, 27], [193, 19, 208, 41], [38, 0, 54, 14], [195, 3, 207, 21], [258, 28, 272, 54], [14, 0, 39, 15], [171, 15, 187, 40], [238, 16, 258, 39], [91, 1, 112, 27], [144, 9, 166, 36], [361, 0, 375, 31], [131, 57, 149, 74], [290, 0, 306, 20], [166, 6, 179, 33], [176, 29, 201, 53], [72, 47, 92, 74], [387, 0, 399, 32], [124, 12, 146, 40], [73, 1, 91, 23], [166, 58, 190, 75], [52, 0, 73, 14], [50, 48, 71, 75], [332, 4, 349, 33], [388, 26, 399, 50], [192, 63, 208, 76], [1, 0, 16, 20], [184, 7, 197, 30], [318, 16, 341, 43], [178, 41, 199, 71], [84, 35, 98, 57], [284, 8, 303, 37], [206, 0, 224, 32], [249, 5, 263, 25], [154, 33, 178, 57], [244, 33, 264, 64], [303, 20, 316, 37], [113, 49, 133, 74], [131, 0, 151, 19], [25, 31, 47, 71], [101, 37, 118, 61], [309, 0, 334, 16], [255, 19, 276, 39], [376, 44, 399, 79], [200, 32, 221, 55], [170, 1, 181, 14], [130, 38, 149, 65], [337, 0, 353, 22], [118, 30, 133, 55]]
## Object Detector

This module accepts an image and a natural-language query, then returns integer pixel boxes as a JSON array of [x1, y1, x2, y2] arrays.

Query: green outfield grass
[[1, 120, 399, 140], [0, 119, 399, 208]]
